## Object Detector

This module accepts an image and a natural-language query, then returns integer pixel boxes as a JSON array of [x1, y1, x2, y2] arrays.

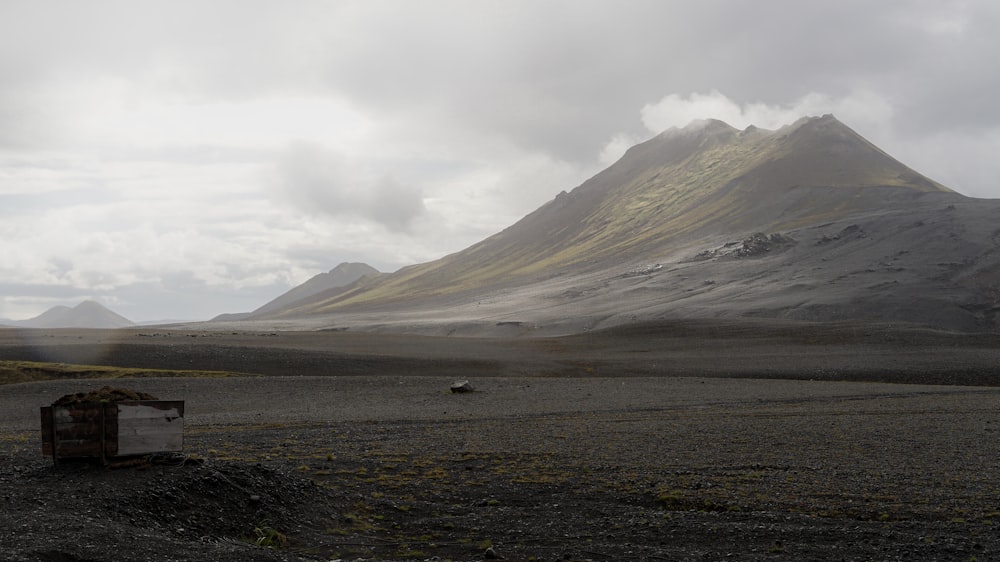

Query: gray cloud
[[308, 2, 996, 161], [273, 141, 426, 231], [2, 0, 1000, 320]]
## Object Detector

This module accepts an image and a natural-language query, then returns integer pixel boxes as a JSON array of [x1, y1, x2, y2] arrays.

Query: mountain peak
[[660, 113, 847, 140], [655, 118, 739, 140], [791, 112, 839, 125], [685, 118, 738, 131], [327, 262, 378, 276], [17, 300, 133, 329], [75, 300, 108, 311], [782, 113, 855, 136], [248, 262, 380, 318]]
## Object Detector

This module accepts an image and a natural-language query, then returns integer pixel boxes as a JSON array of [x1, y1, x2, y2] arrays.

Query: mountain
[[17, 301, 134, 329], [208, 263, 379, 322], [250, 262, 379, 317], [244, 115, 1000, 334]]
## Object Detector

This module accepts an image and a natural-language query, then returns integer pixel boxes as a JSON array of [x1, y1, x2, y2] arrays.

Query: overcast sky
[[2, 1, 998, 322]]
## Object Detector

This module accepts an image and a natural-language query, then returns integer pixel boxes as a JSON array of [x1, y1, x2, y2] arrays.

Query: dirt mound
[[1, 455, 322, 562], [52, 385, 158, 406]]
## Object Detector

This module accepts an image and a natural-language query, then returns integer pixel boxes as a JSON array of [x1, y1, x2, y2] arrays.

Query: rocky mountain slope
[[249, 262, 379, 317], [240, 115, 1000, 334]]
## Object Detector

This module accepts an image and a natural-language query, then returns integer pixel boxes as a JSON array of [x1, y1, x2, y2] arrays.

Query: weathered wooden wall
[[40, 400, 184, 463]]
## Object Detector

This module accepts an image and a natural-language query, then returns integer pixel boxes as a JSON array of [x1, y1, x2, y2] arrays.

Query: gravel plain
[[2, 326, 1000, 561]]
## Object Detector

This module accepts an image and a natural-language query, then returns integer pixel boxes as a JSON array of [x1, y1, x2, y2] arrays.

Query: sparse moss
[[395, 549, 428, 559], [655, 489, 685, 507], [0, 359, 255, 385]]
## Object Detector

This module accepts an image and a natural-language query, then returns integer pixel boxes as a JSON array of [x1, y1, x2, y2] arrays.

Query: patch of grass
[[249, 521, 287, 549], [511, 472, 573, 484], [0, 359, 257, 385], [0, 432, 32, 456], [395, 549, 429, 558], [329, 509, 379, 535], [654, 489, 686, 508], [422, 466, 448, 479]]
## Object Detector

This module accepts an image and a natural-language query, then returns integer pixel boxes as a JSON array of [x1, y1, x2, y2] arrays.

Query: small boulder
[[450, 380, 475, 393]]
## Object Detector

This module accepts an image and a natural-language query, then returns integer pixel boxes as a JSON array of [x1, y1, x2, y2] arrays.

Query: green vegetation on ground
[[0, 359, 257, 385]]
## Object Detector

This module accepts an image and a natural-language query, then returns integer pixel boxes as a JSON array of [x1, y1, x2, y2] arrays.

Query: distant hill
[[16, 301, 134, 329], [250, 262, 379, 318], [234, 115, 1000, 333], [212, 262, 379, 322], [209, 263, 380, 322]]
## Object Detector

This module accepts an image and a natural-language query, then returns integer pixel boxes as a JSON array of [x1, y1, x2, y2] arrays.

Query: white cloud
[[640, 90, 895, 136], [96, 96, 374, 151], [2, 1, 1000, 321], [271, 141, 426, 231], [888, 127, 1000, 198], [599, 133, 643, 166]]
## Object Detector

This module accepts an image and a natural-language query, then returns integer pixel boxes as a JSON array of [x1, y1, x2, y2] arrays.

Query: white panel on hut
[[115, 402, 185, 455]]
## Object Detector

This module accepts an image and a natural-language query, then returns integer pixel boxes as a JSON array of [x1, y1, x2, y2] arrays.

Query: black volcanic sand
[[1, 324, 1000, 561], [2, 319, 1000, 384]]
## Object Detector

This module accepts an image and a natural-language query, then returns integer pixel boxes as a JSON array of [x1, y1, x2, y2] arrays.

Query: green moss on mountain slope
[[276, 115, 953, 316]]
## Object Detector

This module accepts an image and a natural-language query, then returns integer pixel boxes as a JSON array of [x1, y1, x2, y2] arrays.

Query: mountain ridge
[[218, 114, 999, 334], [268, 116, 953, 311], [250, 262, 379, 317]]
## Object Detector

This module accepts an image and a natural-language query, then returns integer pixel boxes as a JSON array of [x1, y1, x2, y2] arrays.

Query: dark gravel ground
[[3, 374, 1000, 561], [3, 320, 1000, 385], [1, 325, 1000, 561]]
